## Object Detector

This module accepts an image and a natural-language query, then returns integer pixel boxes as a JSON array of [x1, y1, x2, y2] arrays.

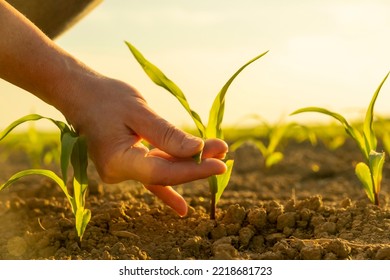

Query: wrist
[[48, 57, 103, 132]]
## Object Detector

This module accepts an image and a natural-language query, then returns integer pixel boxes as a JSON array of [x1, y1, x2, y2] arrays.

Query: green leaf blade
[[60, 132, 78, 185], [291, 107, 367, 158], [355, 162, 375, 203], [291, 107, 350, 130], [191, 151, 203, 164], [265, 152, 284, 168], [215, 160, 234, 204], [369, 150, 385, 195], [0, 114, 69, 142], [71, 137, 89, 209], [252, 139, 268, 156], [363, 72, 389, 151], [0, 169, 74, 209], [230, 138, 254, 152], [206, 51, 269, 139], [75, 207, 91, 241], [125, 41, 205, 136], [0, 114, 43, 141], [267, 124, 289, 154]]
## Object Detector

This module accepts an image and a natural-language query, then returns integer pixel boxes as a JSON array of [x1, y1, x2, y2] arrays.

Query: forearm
[[0, 0, 100, 124]]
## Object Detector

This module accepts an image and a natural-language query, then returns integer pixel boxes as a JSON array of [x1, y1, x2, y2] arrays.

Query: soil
[[1, 138, 390, 260]]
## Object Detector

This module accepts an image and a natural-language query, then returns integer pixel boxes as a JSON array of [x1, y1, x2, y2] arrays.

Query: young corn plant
[[291, 72, 389, 206], [125, 41, 268, 219], [230, 115, 297, 169], [0, 114, 90, 240]]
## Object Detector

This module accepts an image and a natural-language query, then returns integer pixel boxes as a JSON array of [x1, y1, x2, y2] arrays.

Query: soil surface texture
[[1, 138, 390, 260]]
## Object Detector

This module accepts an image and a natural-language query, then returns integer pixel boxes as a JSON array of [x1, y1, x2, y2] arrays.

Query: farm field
[[1, 124, 390, 260]]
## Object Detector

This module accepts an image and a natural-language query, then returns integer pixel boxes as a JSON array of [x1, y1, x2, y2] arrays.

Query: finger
[[110, 143, 227, 186], [128, 100, 204, 158], [145, 185, 188, 217], [148, 138, 228, 161], [201, 138, 228, 159], [98, 140, 227, 185], [141, 157, 227, 186]]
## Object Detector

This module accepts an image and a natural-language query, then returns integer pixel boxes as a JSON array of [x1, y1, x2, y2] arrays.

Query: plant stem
[[374, 191, 380, 207], [370, 171, 380, 207], [210, 192, 216, 220]]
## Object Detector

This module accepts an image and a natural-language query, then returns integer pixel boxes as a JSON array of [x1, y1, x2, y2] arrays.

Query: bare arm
[[0, 0, 228, 216], [0, 0, 90, 114]]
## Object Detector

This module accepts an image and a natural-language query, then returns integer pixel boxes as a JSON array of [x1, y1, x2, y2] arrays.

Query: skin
[[0, 0, 228, 217]]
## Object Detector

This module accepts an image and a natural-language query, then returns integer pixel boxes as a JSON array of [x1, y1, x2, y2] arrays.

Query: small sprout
[[292, 72, 389, 206], [0, 114, 90, 240], [126, 41, 267, 219], [355, 151, 385, 204], [230, 115, 297, 169]]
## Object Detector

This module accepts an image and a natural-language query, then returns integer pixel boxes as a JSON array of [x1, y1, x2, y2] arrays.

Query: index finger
[[106, 142, 227, 186], [148, 138, 228, 161]]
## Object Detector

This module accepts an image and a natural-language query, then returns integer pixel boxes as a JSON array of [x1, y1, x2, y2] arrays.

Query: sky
[[1, 0, 390, 131]]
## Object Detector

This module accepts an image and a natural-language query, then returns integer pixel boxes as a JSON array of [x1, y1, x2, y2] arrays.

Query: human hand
[[65, 77, 228, 216]]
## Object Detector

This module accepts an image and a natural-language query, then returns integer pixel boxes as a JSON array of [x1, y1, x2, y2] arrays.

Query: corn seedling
[[292, 72, 389, 206], [125, 41, 267, 219], [0, 114, 90, 240], [294, 123, 346, 151], [230, 115, 297, 169], [319, 133, 346, 151]]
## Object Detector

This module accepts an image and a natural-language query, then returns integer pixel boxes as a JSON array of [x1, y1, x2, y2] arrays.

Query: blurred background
[[1, 0, 390, 131]]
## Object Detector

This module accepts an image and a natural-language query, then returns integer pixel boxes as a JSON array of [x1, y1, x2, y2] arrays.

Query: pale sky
[[1, 0, 390, 131]]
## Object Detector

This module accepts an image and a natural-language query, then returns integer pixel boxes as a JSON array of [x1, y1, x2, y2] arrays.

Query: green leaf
[[0, 114, 69, 142], [0, 169, 75, 211], [355, 162, 375, 203], [60, 132, 78, 184], [369, 150, 385, 194], [265, 152, 284, 168], [206, 51, 269, 139], [291, 107, 349, 132], [291, 107, 367, 158], [267, 124, 289, 154], [215, 160, 234, 204], [71, 137, 89, 209], [125, 41, 205, 137], [191, 151, 203, 164], [70, 137, 90, 239], [327, 135, 346, 150], [363, 72, 389, 152], [252, 139, 268, 156], [75, 207, 91, 241], [229, 137, 253, 152]]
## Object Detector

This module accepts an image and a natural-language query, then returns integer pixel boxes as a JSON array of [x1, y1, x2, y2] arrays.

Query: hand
[[67, 77, 228, 216]]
